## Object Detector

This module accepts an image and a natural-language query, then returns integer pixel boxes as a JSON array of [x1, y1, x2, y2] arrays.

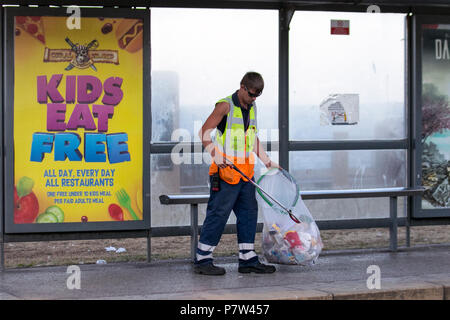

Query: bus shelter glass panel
[[289, 150, 407, 191], [302, 197, 407, 220], [290, 150, 407, 220], [289, 11, 406, 140], [151, 151, 278, 228], [151, 8, 279, 143]]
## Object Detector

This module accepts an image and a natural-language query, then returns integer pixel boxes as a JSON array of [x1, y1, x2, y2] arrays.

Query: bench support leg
[[390, 196, 398, 252], [406, 212, 411, 248], [406, 196, 411, 247], [190, 204, 199, 262]]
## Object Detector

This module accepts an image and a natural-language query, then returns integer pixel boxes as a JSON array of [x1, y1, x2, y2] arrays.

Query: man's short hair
[[240, 72, 264, 94]]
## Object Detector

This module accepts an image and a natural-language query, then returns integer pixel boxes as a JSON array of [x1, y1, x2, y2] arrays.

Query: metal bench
[[159, 187, 425, 261]]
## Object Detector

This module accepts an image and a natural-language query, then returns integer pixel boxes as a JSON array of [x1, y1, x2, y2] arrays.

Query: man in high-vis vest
[[194, 72, 278, 275]]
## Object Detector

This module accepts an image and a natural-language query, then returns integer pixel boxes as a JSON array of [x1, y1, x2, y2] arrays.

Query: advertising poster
[[12, 15, 144, 226], [421, 24, 450, 210]]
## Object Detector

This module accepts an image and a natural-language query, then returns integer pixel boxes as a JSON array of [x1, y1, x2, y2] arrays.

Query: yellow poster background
[[14, 16, 143, 223]]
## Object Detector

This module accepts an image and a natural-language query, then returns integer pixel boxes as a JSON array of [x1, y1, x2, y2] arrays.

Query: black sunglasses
[[245, 86, 262, 98]]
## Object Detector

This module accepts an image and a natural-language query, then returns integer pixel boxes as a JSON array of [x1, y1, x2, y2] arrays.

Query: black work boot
[[193, 263, 226, 276], [238, 261, 276, 274]]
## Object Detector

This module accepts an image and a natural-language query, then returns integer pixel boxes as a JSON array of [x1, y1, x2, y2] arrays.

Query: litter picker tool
[[226, 162, 301, 224]]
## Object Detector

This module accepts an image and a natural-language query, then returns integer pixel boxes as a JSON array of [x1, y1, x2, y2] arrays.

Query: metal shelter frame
[[148, 0, 450, 234], [1, 0, 450, 270]]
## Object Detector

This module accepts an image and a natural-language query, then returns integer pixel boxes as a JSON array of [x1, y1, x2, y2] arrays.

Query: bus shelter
[[1, 0, 450, 269]]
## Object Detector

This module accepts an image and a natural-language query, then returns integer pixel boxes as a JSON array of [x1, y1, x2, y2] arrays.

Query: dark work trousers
[[195, 175, 259, 267]]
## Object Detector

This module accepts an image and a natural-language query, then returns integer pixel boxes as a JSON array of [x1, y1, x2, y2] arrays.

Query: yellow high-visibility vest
[[209, 95, 258, 184]]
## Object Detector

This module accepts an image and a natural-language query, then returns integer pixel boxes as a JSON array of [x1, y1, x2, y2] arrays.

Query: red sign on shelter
[[331, 20, 350, 35]]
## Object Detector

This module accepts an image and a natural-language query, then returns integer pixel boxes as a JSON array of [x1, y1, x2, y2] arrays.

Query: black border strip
[[2, 1, 450, 14]]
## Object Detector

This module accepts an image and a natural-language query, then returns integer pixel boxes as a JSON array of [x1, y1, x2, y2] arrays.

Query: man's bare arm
[[198, 102, 230, 168], [254, 136, 280, 169]]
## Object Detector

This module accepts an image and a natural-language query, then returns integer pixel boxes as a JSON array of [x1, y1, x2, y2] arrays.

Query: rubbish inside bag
[[257, 168, 323, 265]]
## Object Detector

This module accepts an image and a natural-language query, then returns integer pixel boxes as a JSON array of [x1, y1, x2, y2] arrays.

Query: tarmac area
[[0, 244, 449, 302]]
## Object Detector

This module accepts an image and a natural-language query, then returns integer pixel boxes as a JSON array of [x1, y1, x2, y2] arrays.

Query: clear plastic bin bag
[[256, 168, 323, 265]]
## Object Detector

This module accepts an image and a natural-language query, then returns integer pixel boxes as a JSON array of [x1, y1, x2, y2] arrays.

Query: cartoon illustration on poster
[[421, 24, 450, 209], [13, 16, 143, 223]]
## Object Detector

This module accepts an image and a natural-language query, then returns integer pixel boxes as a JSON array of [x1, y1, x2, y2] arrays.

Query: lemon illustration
[[45, 205, 64, 222]]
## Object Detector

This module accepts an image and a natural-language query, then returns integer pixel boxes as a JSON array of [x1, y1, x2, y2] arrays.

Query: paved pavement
[[0, 244, 449, 300]]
